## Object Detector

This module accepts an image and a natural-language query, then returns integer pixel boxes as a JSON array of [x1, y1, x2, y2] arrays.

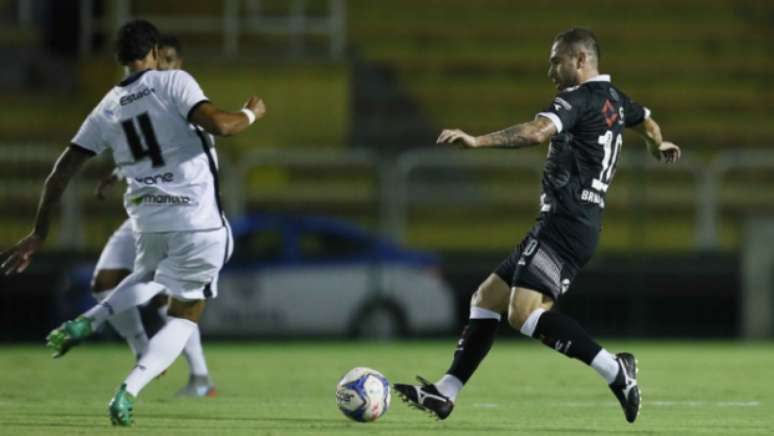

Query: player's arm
[[629, 117, 681, 164], [1, 145, 93, 275], [189, 96, 266, 137], [95, 167, 121, 200], [437, 117, 557, 149]]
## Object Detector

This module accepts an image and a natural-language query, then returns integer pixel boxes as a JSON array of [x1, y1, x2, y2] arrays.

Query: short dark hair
[[115, 19, 161, 65], [159, 35, 182, 55], [554, 27, 600, 62]]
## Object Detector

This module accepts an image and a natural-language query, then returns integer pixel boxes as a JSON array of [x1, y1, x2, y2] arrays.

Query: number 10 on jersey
[[595, 130, 622, 191]]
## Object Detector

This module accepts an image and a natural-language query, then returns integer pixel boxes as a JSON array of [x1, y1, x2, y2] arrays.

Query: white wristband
[[241, 108, 256, 125]]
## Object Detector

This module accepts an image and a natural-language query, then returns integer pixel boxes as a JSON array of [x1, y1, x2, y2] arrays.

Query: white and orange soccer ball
[[335, 367, 391, 422]]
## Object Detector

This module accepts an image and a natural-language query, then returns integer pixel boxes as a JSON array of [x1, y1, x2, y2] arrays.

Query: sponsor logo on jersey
[[133, 172, 174, 185], [130, 194, 193, 206], [120, 87, 156, 106]]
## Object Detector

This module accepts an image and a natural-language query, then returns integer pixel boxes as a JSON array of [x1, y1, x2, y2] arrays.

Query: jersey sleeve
[[622, 96, 651, 127], [536, 90, 585, 134], [168, 70, 210, 121], [70, 112, 106, 155]]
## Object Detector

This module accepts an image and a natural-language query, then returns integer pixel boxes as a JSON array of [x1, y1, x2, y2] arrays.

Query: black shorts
[[494, 215, 598, 301]]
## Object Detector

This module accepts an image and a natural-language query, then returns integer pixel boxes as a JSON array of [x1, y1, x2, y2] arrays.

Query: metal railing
[[1, 144, 774, 251], [65, 0, 347, 58]]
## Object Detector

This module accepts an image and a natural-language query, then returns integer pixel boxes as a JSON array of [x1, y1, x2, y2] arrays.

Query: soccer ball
[[335, 367, 391, 422]]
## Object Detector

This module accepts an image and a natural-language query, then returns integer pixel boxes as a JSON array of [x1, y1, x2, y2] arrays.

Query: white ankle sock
[[83, 281, 165, 329], [591, 349, 620, 384], [435, 374, 463, 402], [93, 290, 149, 358], [183, 327, 210, 377], [124, 317, 197, 396]]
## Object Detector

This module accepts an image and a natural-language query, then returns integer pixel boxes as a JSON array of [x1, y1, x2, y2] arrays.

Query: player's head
[[157, 35, 183, 70], [548, 27, 600, 90], [115, 19, 161, 67]]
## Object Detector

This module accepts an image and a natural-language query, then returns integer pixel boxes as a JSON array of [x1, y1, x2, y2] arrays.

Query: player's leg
[[47, 271, 165, 358], [394, 272, 510, 419], [109, 227, 229, 425], [92, 269, 148, 359], [509, 286, 640, 423], [176, 325, 216, 397], [439, 273, 509, 398], [123, 298, 204, 396], [153, 293, 216, 396], [83, 219, 149, 358], [46, 232, 167, 358], [111, 297, 204, 426]]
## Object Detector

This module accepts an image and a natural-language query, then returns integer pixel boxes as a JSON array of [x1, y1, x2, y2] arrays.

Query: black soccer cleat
[[393, 375, 454, 420], [609, 352, 640, 423]]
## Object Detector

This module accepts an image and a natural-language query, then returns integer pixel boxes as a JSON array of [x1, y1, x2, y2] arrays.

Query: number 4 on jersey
[[121, 112, 165, 167]]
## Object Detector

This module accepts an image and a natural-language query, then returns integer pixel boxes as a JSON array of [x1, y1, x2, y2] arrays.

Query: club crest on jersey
[[602, 99, 619, 128]]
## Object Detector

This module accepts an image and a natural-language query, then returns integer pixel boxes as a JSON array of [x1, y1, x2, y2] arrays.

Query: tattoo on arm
[[475, 118, 555, 148], [632, 118, 663, 157], [33, 147, 91, 240]]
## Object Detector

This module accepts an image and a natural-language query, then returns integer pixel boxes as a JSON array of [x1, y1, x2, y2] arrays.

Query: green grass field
[[1, 340, 772, 435]]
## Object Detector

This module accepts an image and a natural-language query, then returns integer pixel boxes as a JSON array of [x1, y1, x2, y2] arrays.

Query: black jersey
[[536, 75, 649, 230]]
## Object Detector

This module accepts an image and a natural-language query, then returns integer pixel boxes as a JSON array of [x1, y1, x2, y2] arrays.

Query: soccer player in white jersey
[[0, 20, 265, 425], [92, 34, 217, 397]]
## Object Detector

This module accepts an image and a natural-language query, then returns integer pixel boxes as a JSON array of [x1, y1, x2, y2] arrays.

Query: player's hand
[[95, 173, 119, 200], [243, 97, 266, 120], [437, 129, 478, 148], [657, 141, 681, 164], [0, 233, 44, 276]]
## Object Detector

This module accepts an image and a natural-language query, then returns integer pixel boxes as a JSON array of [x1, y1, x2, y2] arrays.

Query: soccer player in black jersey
[[394, 27, 681, 424]]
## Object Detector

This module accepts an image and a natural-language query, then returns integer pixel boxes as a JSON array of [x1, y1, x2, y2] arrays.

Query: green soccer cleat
[[45, 316, 93, 358], [109, 384, 135, 426]]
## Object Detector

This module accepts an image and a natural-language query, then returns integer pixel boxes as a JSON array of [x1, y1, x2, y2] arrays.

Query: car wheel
[[350, 299, 408, 339]]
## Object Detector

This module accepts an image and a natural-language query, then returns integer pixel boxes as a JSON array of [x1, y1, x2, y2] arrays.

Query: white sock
[[435, 374, 463, 402], [124, 317, 197, 396], [470, 306, 502, 321], [83, 281, 165, 330], [183, 327, 210, 377], [157, 306, 209, 377], [591, 349, 620, 384], [93, 290, 149, 358]]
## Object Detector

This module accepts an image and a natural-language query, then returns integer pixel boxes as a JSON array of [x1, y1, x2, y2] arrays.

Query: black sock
[[446, 318, 499, 384], [531, 311, 601, 365]]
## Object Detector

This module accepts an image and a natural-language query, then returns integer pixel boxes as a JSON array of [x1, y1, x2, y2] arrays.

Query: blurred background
[[0, 0, 773, 343]]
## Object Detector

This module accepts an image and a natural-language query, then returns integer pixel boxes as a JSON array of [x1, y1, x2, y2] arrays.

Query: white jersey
[[71, 69, 224, 233]]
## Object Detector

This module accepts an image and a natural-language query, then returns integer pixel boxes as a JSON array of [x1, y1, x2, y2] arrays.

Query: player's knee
[[507, 300, 549, 332], [167, 298, 205, 322], [506, 308, 529, 331], [470, 276, 509, 313]]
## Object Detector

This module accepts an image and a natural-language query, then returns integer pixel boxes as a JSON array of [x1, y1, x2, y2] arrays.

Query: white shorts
[[94, 219, 136, 272], [131, 226, 232, 301]]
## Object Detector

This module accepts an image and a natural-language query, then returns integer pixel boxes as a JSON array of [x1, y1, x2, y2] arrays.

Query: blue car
[[199, 213, 455, 337]]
